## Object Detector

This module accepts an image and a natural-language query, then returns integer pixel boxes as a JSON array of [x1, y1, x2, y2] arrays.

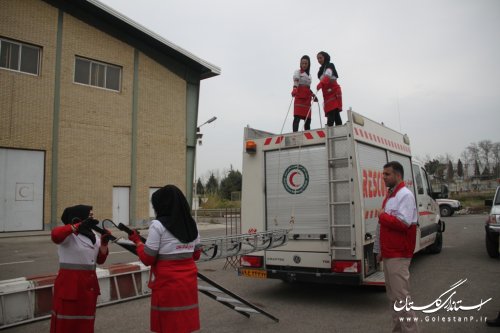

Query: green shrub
[[450, 190, 495, 210], [201, 193, 241, 209]]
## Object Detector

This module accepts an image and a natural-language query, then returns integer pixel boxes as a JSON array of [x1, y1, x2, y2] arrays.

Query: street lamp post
[[194, 116, 217, 222]]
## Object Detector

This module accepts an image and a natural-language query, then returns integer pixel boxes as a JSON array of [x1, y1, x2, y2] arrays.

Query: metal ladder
[[326, 124, 356, 259], [197, 229, 289, 262], [197, 272, 279, 322]]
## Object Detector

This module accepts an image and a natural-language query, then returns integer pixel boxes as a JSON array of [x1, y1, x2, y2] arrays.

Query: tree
[[493, 164, 500, 179], [436, 164, 445, 179], [196, 178, 204, 195], [205, 173, 219, 195], [474, 160, 480, 178], [447, 160, 454, 182], [478, 140, 493, 172], [482, 165, 491, 178], [492, 142, 500, 178], [457, 159, 464, 178], [425, 159, 441, 176], [219, 168, 242, 200], [468, 143, 481, 169]]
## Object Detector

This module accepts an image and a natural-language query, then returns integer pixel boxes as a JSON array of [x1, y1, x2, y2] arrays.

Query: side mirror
[[485, 199, 493, 207]]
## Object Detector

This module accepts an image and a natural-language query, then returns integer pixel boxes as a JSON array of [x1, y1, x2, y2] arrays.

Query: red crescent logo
[[289, 171, 299, 187]]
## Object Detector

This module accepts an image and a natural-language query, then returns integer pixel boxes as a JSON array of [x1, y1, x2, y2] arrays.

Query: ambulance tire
[[485, 233, 500, 258], [426, 231, 442, 254]]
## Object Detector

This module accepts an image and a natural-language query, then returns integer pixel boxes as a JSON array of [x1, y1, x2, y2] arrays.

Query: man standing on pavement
[[374, 161, 419, 333]]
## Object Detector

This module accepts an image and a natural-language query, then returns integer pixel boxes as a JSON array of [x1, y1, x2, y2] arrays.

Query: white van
[[239, 110, 444, 285]]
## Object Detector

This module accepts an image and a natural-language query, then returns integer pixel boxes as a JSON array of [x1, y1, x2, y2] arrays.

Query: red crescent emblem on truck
[[282, 165, 309, 194], [289, 172, 299, 187]]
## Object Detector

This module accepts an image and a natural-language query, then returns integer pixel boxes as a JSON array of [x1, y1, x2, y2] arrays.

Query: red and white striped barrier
[[0, 262, 151, 329], [262, 130, 327, 150]]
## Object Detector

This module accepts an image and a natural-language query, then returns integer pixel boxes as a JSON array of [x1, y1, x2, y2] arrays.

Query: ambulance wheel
[[427, 231, 442, 254], [486, 233, 499, 258]]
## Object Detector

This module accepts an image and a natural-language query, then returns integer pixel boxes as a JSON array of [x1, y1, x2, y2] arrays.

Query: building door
[[112, 187, 130, 226], [0, 148, 44, 232]]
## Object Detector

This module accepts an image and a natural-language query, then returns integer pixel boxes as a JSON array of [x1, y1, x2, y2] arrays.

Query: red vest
[[322, 80, 342, 114], [149, 259, 200, 333], [293, 85, 313, 119], [379, 182, 417, 258]]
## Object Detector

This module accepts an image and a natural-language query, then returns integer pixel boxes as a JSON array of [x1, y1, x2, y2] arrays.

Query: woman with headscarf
[[291, 55, 316, 132], [50, 204, 111, 333], [316, 51, 343, 127], [129, 184, 201, 333]]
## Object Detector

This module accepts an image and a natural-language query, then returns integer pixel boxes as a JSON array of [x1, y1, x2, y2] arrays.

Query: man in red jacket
[[375, 161, 419, 333]]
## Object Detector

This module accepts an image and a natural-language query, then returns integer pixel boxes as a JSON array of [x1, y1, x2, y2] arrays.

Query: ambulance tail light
[[241, 255, 263, 268], [331, 260, 361, 273], [245, 140, 257, 154]]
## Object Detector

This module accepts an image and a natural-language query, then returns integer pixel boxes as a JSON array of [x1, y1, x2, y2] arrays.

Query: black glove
[[78, 218, 99, 232], [101, 228, 112, 246], [128, 229, 142, 244]]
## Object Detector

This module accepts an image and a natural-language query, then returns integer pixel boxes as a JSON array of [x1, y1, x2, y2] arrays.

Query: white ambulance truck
[[239, 110, 444, 285]]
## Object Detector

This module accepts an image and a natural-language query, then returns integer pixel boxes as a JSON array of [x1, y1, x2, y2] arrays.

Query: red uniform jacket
[[322, 80, 342, 114], [379, 182, 417, 258], [294, 85, 314, 119]]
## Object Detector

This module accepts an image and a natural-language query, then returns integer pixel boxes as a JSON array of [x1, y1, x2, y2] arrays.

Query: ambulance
[[239, 110, 444, 285]]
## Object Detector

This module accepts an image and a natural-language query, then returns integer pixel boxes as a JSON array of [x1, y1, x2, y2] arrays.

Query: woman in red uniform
[[291, 55, 315, 132], [316, 51, 343, 127], [50, 205, 110, 333], [129, 185, 200, 333]]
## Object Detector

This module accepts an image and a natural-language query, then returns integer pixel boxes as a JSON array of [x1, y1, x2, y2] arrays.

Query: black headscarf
[[151, 185, 198, 243], [61, 204, 96, 244], [300, 55, 311, 75], [317, 51, 339, 79]]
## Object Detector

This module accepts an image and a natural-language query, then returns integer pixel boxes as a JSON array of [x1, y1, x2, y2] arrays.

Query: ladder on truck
[[197, 229, 289, 262], [197, 272, 279, 322], [326, 124, 356, 259], [195, 230, 288, 322]]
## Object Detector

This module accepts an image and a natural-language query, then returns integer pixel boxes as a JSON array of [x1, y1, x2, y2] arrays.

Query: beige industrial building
[[0, 0, 220, 231]]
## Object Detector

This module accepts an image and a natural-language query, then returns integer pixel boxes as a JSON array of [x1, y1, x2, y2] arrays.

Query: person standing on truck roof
[[128, 184, 201, 333], [374, 161, 419, 333], [291, 55, 316, 132], [316, 51, 343, 127], [50, 205, 111, 333]]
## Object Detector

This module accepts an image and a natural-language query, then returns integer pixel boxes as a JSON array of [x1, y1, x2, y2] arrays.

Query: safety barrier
[[0, 261, 150, 330]]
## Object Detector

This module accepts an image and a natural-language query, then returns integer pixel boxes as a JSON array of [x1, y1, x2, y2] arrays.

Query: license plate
[[239, 268, 267, 279]]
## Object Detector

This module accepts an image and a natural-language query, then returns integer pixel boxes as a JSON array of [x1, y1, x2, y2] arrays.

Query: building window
[[74, 57, 122, 91], [0, 38, 41, 75]]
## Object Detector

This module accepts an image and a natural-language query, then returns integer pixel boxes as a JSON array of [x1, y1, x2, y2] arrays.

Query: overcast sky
[[100, 0, 500, 180]]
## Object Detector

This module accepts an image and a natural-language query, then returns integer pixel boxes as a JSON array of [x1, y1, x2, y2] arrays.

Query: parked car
[[436, 198, 462, 217], [485, 186, 500, 258]]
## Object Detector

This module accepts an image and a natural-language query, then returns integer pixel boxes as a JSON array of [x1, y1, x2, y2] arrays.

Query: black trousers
[[293, 116, 311, 132], [327, 109, 342, 127]]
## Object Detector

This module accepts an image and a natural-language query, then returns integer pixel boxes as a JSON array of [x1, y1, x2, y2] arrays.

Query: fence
[[0, 262, 150, 330]]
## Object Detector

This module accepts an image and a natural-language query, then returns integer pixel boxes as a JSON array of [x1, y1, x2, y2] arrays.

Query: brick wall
[[0, 0, 58, 227], [136, 54, 187, 219], [0, 0, 189, 227]]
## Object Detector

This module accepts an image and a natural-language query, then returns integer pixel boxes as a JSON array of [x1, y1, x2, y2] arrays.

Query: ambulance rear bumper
[[267, 267, 363, 285]]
